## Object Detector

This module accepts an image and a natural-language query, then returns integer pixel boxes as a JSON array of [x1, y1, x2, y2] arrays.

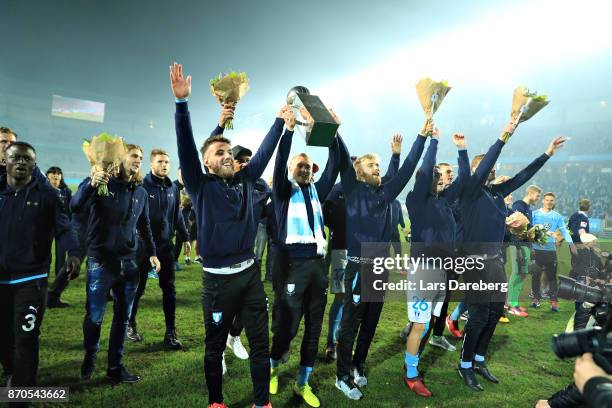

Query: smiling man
[[170, 61, 292, 408], [268, 117, 342, 407], [0, 141, 80, 390], [71, 144, 160, 384]]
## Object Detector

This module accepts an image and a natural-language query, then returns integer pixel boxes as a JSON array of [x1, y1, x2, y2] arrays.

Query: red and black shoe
[[403, 375, 433, 397], [446, 316, 462, 339]]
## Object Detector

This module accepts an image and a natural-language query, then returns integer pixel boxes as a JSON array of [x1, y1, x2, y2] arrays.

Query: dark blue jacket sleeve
[[337, 134, 358, 196], [411, 138, 438, 201], [381, 153, 400, 183], [443, 149, 469, 203], [272, 130, 294, 200], [70, 178, 95, 213], [238, 118, 285, 181], [210, 125, 224, 137], [315, 135, 342, 202], [492, 153, 550, 197], [174, 185, 189, 241], [137, 198, 156, 257], [382, 134, 427, 202], [463, 139, 505, 199], [54, 195, 80, 259], [175, 102, 205, 195]]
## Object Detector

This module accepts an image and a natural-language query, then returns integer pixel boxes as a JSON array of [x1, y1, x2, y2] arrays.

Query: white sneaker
[[227, 335, 249, 360], [352, 367, 367, 387], [222, 352, 227, 375], [335, 376, 363, 400], [429, 335, 457, 352]]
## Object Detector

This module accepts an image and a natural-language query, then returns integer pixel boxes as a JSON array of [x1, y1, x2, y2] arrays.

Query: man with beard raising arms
[[170, 62, 292, 408], [71, 144, 160, 383], [457, 120, 566, 392], [334, 120, 430, 400]]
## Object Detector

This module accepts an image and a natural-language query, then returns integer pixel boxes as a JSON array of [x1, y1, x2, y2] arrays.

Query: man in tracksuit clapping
[[170, 62, 289, 408], [403, 130, 469, 398], [334, 120, 429, 400], [71, 144, 160, 383], [0, 142, 80, 390], [268, 121, 342, 407], [456, 121, 566, 392], [128, 149, 188, 348]]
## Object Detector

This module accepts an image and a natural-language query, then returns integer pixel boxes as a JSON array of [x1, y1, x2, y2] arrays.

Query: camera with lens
[[551, 276, 612, 359]]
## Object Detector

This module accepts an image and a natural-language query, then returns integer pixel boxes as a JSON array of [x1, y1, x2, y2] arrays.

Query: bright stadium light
[[319, 0, 612, 108]]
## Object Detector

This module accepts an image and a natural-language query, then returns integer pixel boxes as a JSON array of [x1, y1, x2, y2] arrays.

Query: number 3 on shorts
[[22, 313, 36, 332]]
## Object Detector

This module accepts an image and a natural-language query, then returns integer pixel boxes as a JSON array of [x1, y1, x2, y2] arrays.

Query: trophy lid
[[287, 86, 310, 105]]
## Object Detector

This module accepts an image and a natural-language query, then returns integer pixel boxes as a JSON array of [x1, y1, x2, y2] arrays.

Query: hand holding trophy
[[286, 86, 339, 147]]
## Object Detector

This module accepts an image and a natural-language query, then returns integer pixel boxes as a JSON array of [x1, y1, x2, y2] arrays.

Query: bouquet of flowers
[[82, 132, 126, 196], [510, 86, 550, 124], [506, 211, 529, 235], [526, 224, 549, 245], [506, 212, 548, 244], [416, 77, 450, 117], [209, 71, 250, 129]]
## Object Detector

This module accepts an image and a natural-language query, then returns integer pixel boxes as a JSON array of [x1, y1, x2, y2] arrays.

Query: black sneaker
[[164, 329, 183, 350], [473, 361, 499, 383], [126, 324, 143, 342], [457, 365, 483, 391], [47, 296, 70, 308], [81, 353, 96, 380], [194, 257, 203, 264], [324, 344, 337, 362], [107, 365, 141, 383]]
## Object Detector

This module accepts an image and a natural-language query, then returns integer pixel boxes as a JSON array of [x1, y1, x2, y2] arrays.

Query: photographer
[[535, 274, 612, 407], [536, 353, 612, 408]]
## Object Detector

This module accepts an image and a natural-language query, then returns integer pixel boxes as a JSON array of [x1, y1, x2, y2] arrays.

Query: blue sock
[[297, 365, 313, 386], [404, 351, 419, 378], [474, 354, 485, 363], [460, 360, 473, 369], [270, 358, 281, 369], [332, 303, 343, 343], [450, 302, 464, 321], [327, 298, 343, 345]]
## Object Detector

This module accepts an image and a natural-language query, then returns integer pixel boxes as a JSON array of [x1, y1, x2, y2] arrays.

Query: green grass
[[32, 240, 612, 408]]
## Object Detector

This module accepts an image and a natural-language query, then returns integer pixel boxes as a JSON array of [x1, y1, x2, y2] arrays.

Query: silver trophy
[[286, 86, 339, 147]]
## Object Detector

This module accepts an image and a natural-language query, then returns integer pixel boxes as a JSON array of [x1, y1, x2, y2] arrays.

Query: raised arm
[[410, 134, 438, 200], [493, 136, 566, 197], [337, 132, 357, 195], [170, 63, 204, 194], [442, 133, 469, 203], [382, 134, 402, 182], [382, 124, 428, 202], [464, 121, 517, 198], [239, 106, 292, 181], [272, 127, 294, 200], [210, 104, 235, 137], [314, 135, 342, 202]]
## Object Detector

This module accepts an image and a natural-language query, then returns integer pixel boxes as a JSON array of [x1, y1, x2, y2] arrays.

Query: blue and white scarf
[[285, 179, 327, 255]]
